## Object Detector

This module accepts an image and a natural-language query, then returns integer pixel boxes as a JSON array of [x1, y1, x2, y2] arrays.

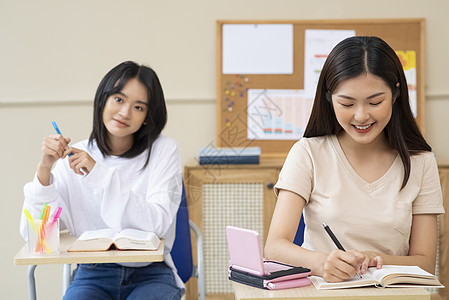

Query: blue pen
[[52, 121, 73, 157]]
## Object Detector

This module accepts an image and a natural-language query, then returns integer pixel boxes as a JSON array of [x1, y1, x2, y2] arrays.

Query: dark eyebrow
[[136, 100, 148, 107], [336, 92, 386, 101], [114, 92, 148, 107], [115, 91, 127, 98]]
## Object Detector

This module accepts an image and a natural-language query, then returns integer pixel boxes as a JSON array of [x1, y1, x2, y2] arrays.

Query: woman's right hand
[[322, 249, 366, 282], [37, 134, 71, 185], [40, 134, 71, 168]]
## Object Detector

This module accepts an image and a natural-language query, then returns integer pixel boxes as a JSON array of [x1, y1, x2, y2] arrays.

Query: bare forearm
[[37, 163, 52, 186], [265, 238, 327, 276]]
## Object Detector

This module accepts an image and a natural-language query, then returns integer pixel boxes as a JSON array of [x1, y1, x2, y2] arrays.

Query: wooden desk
[[14, 231, 164, 300], [14, 231, 164, 265], [233, 281, 431, 300]]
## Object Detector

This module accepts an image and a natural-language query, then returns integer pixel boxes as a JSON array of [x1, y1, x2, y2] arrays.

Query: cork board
[[216, 19, 425, 157]]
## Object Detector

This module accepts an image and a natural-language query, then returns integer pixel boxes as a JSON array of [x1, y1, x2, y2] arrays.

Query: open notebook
[[226, 225, 311, 290], [310, 265, 444, 290]]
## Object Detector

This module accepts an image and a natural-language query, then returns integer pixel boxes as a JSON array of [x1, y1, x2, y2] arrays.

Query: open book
[[310, 265, 444, 289], [68, 228, 161, 252]]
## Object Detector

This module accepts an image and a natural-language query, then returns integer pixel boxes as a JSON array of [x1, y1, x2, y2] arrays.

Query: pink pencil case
[[265, 277, 312, 290], [229, 262, 312, 290]]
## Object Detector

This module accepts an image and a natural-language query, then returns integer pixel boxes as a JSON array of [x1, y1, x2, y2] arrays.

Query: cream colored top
[[275, 135, 444, 256]]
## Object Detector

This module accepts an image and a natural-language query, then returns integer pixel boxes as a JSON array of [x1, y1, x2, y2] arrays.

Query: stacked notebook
[[198, 147, 261, 165], [226, 226, 311, 290]]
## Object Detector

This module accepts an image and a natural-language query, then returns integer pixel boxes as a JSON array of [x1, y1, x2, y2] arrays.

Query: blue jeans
[[63, 262, 181, 300]]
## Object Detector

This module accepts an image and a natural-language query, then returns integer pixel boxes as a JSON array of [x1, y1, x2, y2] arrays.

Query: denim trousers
[[63, 262, 182, 300]]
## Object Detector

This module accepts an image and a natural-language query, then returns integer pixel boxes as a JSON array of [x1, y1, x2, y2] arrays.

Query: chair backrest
[[293, 216, 305, 246], [171, 183, 194, 283]]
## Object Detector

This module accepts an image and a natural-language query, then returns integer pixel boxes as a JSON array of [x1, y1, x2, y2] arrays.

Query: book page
[[370, 265, 432, 282], [371, 265, 442, 287], [309, 274, 378, 290], [310, 265, 443, 289], [114, 229, 160, 250], [78, 228, 116, 241], [68, 229, 117, 252], [115, 229, 157, 241], [69, 229, 161, 252]]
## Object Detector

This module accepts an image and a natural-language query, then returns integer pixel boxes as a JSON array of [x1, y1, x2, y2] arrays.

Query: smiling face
[[102, 77, 149, 151], [331, 73, 394, 147]]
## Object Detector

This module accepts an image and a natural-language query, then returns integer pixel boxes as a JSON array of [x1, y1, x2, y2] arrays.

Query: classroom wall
[[1, 0, 448, 298]]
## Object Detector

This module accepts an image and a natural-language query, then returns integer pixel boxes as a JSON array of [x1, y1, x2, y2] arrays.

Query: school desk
[[232, 281, 431, 300], [14, 230, 164, 300]]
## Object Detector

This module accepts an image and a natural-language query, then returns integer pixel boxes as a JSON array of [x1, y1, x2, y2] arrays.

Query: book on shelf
[[310, 265, 444, 290], [68, 228, 161, 252], [198, 147, 261, 165]]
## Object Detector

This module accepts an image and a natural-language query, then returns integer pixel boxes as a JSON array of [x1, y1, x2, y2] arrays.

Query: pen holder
[[27, 219, 60, 255]]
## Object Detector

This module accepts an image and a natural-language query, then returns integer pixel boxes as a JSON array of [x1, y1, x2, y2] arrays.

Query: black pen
[[322, 223, 345, 251], [322, 223, 362, 278]]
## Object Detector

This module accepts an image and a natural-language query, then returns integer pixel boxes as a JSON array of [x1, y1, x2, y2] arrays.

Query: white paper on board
[[222, 24, 293, 74]]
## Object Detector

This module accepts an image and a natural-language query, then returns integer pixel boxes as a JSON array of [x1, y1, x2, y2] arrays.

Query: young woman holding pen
[[264, 36, 445, 283], [20, 61, 183, 299]]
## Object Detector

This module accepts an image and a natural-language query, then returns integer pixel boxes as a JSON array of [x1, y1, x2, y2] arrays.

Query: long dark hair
[[89, 61, 167, 167], [304, 36, 430, 189]]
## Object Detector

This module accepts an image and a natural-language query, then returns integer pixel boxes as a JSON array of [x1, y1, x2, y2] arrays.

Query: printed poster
[[247, 89, 313, 140], [304, 29, 355, 98], [396, 50, 417, 117]]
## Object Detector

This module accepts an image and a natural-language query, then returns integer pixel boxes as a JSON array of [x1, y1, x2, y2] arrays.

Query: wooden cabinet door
[[183, 164, 280, 300], [437, 167, 449, 300]]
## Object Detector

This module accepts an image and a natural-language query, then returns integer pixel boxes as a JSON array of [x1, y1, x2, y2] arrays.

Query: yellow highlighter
[[24, 209, 38, 233], [24, 208, 51, 254]]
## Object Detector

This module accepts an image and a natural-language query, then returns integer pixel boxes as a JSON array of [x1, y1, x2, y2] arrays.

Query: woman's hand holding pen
[[322, 249, 366, 282], [321, 223, 383, 282], [40, 134, 72, 167], [322, 249, 383, 282], [47, 121, 95, 176], [66, 147, 96, 175], [37, 131, 96, 183], [38, 134, 72, 185]]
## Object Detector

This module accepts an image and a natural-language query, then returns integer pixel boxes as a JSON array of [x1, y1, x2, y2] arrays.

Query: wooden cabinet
[[437, 167, 449, 300], [183, 159, 284, 300]]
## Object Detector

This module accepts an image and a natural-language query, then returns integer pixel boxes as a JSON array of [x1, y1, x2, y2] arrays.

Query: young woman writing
[[264, 36, 444, 283]]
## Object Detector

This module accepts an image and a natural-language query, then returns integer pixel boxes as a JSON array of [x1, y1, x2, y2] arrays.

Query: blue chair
[[171, 183, 205, 300], [62, 183, 205, 300], [293, 216, 305, 246]]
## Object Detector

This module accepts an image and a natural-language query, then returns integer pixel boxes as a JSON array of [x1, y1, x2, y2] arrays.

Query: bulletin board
[[216, 19, 426, 157]]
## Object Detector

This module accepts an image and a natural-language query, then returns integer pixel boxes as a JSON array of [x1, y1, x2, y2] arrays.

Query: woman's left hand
[[358, 251, 383, 274], [66, 147, 96, 175]]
